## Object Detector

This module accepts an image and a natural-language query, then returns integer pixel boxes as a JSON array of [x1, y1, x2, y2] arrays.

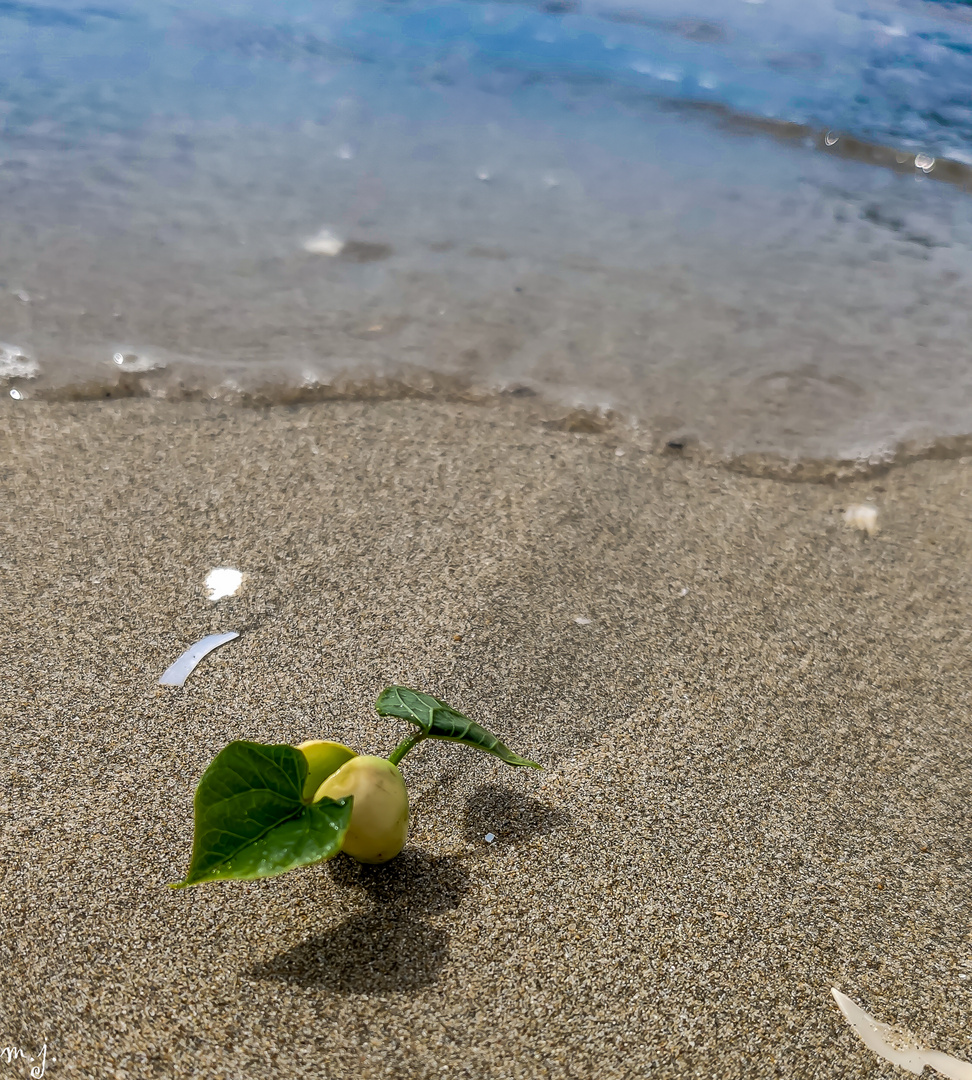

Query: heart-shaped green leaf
[[170, 741, 353, 888], [375, 686, 541, 768]]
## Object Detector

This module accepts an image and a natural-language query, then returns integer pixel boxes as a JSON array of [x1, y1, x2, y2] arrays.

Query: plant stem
[[388, 732, 426, 767]]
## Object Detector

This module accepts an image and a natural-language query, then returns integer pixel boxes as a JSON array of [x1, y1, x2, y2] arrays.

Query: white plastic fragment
[[302, 228, 345, 256], [844, 504, 879, 536], [159, 632, 240, 687], [831, 989, 972, 1079], [205, 567, 242, 600], [574, 616, 592, 625], [485, 833, 496, 843]]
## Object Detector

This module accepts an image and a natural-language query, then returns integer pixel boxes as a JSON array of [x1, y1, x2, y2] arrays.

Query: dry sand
[[0, 397, 970, 1079]]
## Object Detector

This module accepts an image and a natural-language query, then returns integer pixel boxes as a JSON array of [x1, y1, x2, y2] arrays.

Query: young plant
[[171, 686, 540, 888]]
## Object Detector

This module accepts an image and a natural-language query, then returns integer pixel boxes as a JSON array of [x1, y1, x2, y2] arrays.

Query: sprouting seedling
[[170, 687, 540, 889]]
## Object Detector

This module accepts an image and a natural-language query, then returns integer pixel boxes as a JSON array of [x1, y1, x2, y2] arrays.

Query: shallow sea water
[[3, 0, 972, 470]]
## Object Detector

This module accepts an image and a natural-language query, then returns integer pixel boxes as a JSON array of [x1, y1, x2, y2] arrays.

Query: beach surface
[[1, 397, 970, 1079]]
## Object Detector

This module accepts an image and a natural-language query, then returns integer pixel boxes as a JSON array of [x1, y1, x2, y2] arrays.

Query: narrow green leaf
[[375, 686, 541, 769], [170, 741, 353, 888]]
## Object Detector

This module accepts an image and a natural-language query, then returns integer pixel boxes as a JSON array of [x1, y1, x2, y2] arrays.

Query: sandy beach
[[1, 396, 970, 1079]]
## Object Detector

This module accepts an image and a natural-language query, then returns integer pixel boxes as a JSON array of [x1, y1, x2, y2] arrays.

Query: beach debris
[[171, 685, 541, 888], [574, 616, 592, 625], [9, 388, 23, 400], [336, 144, 354, 160], [831, 989, 972, 1079], [485, 833, 496, 843], [159, 631, 239, 687], [303, 228, 345, 256], [205, 567, 242, 601], [843, 504, 880, 536]]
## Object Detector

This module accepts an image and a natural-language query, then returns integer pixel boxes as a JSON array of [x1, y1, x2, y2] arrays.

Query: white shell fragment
[[159, 632, 240, 687], [843, 504, 879, 536], [205, 567, 242, 601], [832, 989, 972, 1079], [302, 228, 345, 256]]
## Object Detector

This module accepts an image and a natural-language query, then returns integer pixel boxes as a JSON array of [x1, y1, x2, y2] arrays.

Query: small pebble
[[844, 504, 879, 536]]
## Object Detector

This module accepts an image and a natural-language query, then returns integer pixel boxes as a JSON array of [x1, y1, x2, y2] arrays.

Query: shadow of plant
[[325, 848, 469, 911], [462, 783, 571, 848], [250, 790, 567, 993], [250, 849, 469, 993]]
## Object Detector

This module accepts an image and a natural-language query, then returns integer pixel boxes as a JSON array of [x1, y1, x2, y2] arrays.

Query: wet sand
[[1, 397, 970, 1079]]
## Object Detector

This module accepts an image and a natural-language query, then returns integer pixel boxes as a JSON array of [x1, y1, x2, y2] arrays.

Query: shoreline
[[6, 381, 972, 485], [2, 397, 970, 1078]]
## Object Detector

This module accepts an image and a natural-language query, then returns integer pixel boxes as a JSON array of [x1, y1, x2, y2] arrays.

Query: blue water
[[3, 0, 972, 160], [298, 0, 972, 163], [3, 0, 972, 467]]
